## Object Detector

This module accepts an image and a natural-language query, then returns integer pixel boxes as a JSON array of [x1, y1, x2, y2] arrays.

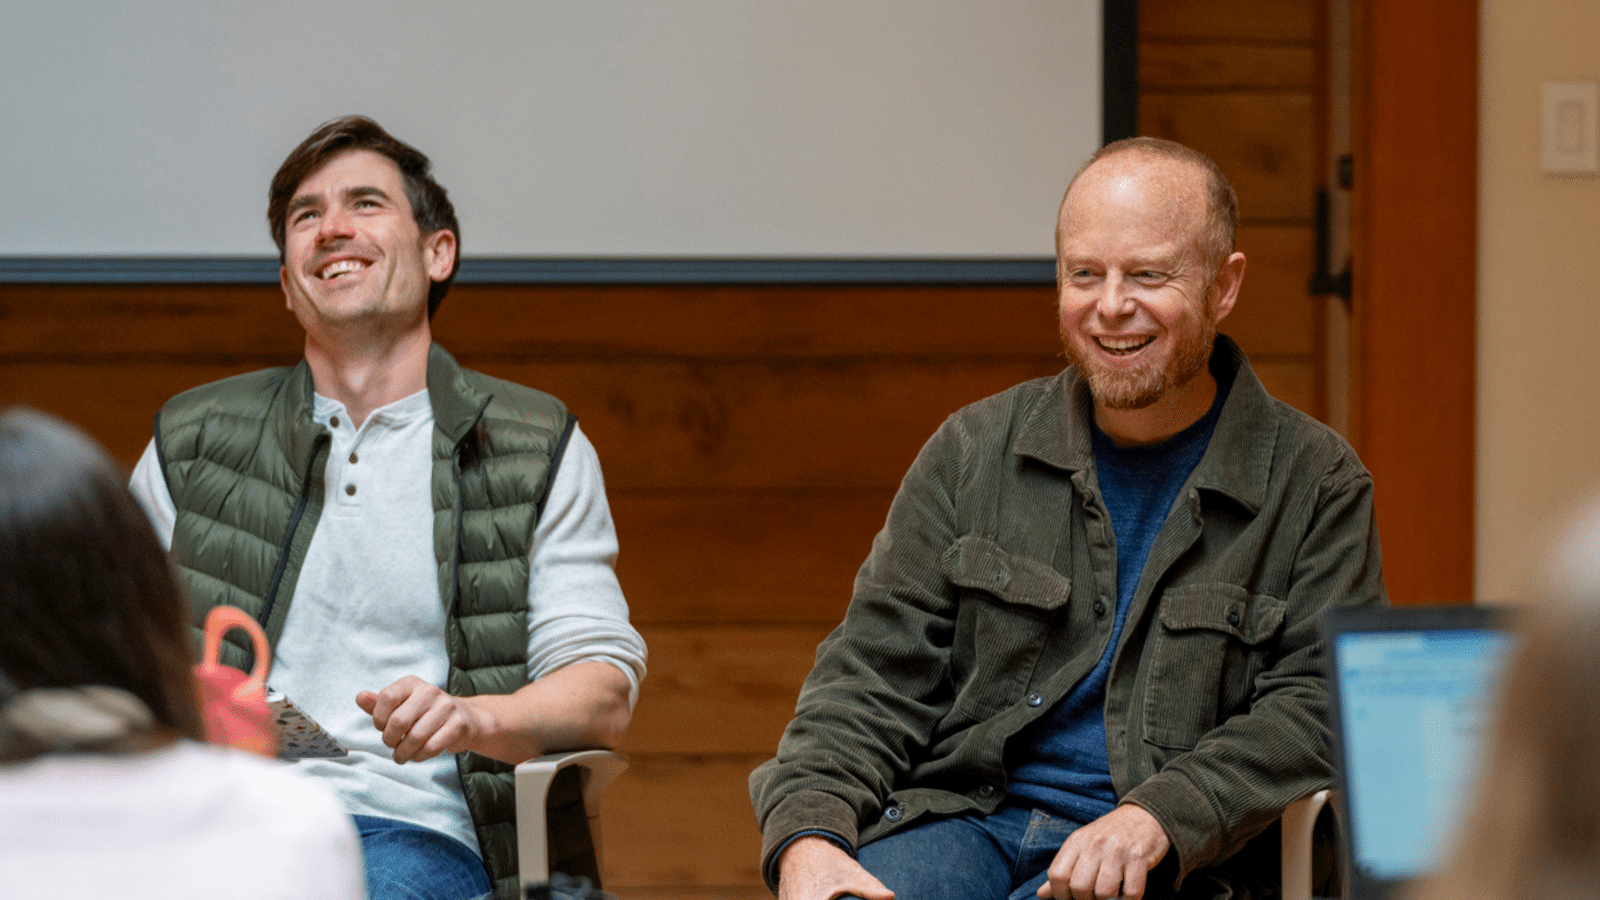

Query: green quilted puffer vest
[[156, 343, 570, 900]]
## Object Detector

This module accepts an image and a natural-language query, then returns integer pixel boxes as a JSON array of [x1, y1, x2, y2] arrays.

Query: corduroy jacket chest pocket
[[941, 535, 1072, 722], [1142, 583, 1286, 750]]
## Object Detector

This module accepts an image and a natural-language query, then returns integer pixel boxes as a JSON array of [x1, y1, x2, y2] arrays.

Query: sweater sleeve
[[525, 423, 648, 707], [128, 438, 177, 550]]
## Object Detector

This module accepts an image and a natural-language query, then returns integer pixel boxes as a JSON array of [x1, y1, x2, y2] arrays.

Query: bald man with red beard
[[752, 137, 1385, 900]]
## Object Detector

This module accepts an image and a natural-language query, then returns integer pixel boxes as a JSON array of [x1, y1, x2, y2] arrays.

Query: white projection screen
[[0, 1, 1129, 281]]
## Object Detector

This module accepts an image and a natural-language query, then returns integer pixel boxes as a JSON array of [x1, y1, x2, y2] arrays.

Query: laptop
[[1323, 604, 1516, 900]]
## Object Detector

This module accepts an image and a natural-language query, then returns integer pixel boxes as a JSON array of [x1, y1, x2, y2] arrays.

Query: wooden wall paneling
[[0, 284, 299, 359], [613, 491, 889, 625], [1230, 225, 1316, 356], [599, 753, 770, 891], [624, 625, 834, 754], [1141, 0, 1315, 43], [468, 358, 1064, 491], [5, 361, 283, 465], [1139, 94, 1316, 221], [1141, 44, 1314, 92], [1351, 0, 1476, 605], [0, 283, 1060, 360], [440, 284, 1063, 359]]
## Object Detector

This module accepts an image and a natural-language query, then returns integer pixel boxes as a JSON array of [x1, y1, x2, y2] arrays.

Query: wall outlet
[[1542, 81, 1599, 174]]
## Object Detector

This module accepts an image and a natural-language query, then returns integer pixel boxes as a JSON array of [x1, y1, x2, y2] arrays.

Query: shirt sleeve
[[525, 422, 648, 707], [128, 438, 176, 551]]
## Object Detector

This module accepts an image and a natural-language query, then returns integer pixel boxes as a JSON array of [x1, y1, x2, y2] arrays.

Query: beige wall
[[1479, 0, 1600, 598]]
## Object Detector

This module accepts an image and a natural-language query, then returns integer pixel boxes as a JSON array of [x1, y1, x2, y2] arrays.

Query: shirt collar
[[1013, 334, 1277, 515]]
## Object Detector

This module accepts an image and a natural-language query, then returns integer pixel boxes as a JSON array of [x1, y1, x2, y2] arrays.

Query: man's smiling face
[[278, 149, 454, 340], [1055, 152, 1230, 413]]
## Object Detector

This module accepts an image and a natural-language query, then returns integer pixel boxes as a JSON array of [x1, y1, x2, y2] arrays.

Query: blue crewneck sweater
[[1005, 358, 1233, 823]]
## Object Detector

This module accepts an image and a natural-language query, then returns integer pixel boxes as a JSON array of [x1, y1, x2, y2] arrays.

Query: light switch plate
[[1542, 81, 1599, 174]]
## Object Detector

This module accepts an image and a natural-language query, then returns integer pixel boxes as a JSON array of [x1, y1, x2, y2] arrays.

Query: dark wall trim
[[0, 257, 1056, 286], [1103, 0, 1139, 143]]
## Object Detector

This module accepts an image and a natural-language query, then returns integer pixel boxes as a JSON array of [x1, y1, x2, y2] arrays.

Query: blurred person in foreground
[[1412, 490, 1600, 900], [0, 406, 366, 900]]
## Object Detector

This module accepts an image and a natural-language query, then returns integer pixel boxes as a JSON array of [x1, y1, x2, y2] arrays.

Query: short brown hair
[[0, 408, 204, 750], [268, 115, 461, 318], [1067, 136, 1239, 280]]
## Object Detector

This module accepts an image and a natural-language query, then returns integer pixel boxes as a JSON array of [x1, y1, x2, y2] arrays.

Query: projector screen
[[0, 1, 1125, 279]]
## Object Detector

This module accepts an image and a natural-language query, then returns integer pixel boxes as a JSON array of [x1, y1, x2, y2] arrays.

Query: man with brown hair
[[129, 116, 646, 900], [751, 138, 1385, 900]]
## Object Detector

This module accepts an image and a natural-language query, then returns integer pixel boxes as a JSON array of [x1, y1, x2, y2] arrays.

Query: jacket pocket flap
[[942, 534, 1071, 611], [1157, 583, 1285, 644]]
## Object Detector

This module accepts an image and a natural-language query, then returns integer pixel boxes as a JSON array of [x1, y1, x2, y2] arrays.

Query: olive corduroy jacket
[[750, 337, 1384, 898]]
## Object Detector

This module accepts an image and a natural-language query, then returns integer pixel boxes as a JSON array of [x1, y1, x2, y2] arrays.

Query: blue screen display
[[1334, 628, 1514, 881]]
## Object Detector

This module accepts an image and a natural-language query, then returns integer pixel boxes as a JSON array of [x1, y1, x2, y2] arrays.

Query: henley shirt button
[[1227, 609, 1242, 627], [345, 484, 357, 496], [1026, 693, 1044, 707], [349, 452, 359, 464], [330, 416, 340, 428], [884, 806, 902, 822]]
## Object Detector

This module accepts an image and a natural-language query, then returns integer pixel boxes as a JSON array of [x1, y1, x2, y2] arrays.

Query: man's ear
[[1207, 251, 1247, 324], [280, 266, 292, 311], [423, 230, 457, 283]]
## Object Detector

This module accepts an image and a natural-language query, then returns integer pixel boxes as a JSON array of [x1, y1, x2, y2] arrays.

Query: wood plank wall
[[0, 4, 1319, 897]]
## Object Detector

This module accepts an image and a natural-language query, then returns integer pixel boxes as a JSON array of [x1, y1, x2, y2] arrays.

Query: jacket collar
[[1013, 334, 1277, 515], [425, 342, 493, 448], [279, 359, 324, 468]]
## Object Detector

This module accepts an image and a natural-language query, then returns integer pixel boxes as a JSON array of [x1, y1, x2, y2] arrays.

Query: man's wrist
[[767, 830, 852, 890]]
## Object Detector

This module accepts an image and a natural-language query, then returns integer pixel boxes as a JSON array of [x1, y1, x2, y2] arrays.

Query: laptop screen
[[1329, 612, 1514, 890]]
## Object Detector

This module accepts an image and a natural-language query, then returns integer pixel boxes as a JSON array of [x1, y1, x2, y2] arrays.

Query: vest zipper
[[450, 451, 465, 618], [259, 433, 329, 634]]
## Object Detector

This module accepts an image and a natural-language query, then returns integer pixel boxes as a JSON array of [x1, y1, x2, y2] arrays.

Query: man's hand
[[1036, 804, 1170, 900], [777, 835, 895, 900], [356, 675, 484, 765], [356, 662, 632, 766]]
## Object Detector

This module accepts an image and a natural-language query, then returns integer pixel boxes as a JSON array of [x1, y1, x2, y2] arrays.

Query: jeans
[[352, 815, 494, 900], [851, 804, 1081, 900]]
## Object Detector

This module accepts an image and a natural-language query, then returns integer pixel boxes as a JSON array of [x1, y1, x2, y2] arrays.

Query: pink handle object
[[194, 606, 276, 757]]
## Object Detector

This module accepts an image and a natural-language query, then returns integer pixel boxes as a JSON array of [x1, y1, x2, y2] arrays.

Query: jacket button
[[884, 806, 902, 822], [977, 784, 996, 798], [1026, 693, 1044, 707], [1227, 609, 1242, 627], [1093, 597, 1108, 615]]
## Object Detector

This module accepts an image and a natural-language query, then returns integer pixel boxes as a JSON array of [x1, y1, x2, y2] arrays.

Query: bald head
[[1058, 138, 1238, 284]]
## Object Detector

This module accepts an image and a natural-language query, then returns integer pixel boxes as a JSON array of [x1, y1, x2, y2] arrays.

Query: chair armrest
[[1280, 789, 1333, 900], [515, 750, 629, 888]]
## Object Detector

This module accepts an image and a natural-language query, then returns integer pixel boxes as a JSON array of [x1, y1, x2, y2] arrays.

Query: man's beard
[[1063, 312, 1216, 411]]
